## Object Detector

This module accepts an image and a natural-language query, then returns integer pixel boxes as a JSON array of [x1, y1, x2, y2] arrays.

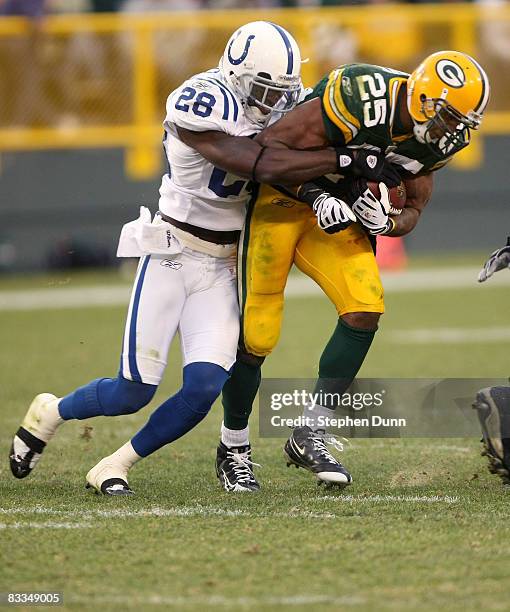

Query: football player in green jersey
[[216, 51, 491, 492]]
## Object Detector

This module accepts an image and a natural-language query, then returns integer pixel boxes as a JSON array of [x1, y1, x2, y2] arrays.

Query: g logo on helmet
[[435, 59, 466, 89]]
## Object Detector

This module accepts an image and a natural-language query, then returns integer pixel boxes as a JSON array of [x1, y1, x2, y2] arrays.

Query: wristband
[[335, 148, 355, 175]]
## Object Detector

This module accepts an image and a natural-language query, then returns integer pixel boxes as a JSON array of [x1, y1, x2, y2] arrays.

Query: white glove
[[312, 193, 356, 234], [351, 182, 392, 235], [478, 238, 510, 282]]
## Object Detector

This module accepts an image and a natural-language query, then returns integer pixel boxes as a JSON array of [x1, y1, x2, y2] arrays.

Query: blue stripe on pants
[[128, 255, 151, 382]]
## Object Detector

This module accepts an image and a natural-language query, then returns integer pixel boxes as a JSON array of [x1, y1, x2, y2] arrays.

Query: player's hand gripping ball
[[366, 180, 406, 216]]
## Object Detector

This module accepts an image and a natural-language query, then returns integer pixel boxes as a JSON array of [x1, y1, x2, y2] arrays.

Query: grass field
[[1, 255, 510, 611]]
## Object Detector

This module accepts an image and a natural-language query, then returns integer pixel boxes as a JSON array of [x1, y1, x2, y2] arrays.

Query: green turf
[[1, 260, 509, 611]]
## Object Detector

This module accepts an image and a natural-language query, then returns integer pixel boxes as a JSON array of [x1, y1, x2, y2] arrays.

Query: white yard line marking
[[0, 521, 92, 529], [349, 443, 472, 453], [389, 326, 510, 344], [0, 505, 335, 520], [0, 265, 506, 311], [68, 594, 365, 607], [0, 285, 131, 311], [318, 494, 459, 504], [0, 495, 458, 528], [432, 445, 472, 453]]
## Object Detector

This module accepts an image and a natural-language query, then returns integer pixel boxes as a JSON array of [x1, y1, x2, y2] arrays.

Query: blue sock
[[58, 376, 157, 420], [131, 362, 229, 457]]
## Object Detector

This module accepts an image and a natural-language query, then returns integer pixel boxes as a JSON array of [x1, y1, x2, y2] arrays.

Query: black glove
[[335, 147, 401, 187], [297, 183, 356, 234]]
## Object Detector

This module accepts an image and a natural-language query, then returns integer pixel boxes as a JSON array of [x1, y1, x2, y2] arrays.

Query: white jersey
[[159, 68, 260, 232]]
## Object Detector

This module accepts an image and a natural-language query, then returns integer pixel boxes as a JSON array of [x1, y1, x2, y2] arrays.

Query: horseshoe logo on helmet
[[436, 59, 466, 89], [227, 34, 255, 65]]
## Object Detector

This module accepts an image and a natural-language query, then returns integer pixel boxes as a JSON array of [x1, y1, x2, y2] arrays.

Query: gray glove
[[478, 238, 510, 282]]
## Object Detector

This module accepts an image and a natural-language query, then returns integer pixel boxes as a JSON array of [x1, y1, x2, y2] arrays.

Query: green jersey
[[308, 64, 454, 175]]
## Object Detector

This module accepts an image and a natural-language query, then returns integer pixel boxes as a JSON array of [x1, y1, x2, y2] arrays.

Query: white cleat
[[10, 393, 63, 479], [86, 457, 134, 496]]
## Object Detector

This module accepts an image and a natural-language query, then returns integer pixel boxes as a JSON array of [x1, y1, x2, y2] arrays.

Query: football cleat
[[86, 457, 134, 496], [284, 426, 352, 488], [10, 393, 62, 479], [473, 386, 510, 485], [215, 442, 261, 492]]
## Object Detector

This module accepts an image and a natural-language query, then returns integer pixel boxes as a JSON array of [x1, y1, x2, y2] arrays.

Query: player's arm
[[386, 173, 434, 237], [177, 122, 355, 235], [255, 98, 398, 184], [256, 98, 328, 150], [176, 126, 337, 186]]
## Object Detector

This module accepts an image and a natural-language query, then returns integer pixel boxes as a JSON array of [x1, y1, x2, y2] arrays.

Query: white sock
[[49, 400, 64, 427], [35, 397, 64, 442], [302, 403, 336, 431], [107, 441, 142, 471], [221, 422, 249, 448]]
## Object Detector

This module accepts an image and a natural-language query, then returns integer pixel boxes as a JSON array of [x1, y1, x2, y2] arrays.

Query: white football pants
[[120, 250, 239, 385]]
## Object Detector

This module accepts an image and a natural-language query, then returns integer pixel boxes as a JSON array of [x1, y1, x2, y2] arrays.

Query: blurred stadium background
[[0, 0, 509, 271], [3, 4, 510, 608]]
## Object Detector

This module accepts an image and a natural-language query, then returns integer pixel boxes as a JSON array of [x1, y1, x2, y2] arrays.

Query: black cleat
[[86, 478, 134, 496], [216, 442, 260, 492], [9, 427, 46, 479], [473, 386, 510, 485], [284, 426, 352, 488]]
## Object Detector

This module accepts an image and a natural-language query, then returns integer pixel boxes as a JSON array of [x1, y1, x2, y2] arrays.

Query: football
[[367, 180, 407, 215]]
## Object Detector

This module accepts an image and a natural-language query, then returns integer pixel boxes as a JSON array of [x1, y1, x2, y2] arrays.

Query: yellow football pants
[[239, 185, 385, 357]]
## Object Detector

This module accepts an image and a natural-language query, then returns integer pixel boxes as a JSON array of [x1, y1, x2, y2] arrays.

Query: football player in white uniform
[[10, 21, 351, 495]]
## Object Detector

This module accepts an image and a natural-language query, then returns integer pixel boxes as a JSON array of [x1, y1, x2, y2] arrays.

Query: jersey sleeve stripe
[[331, 71, 360, 136], [388, 77, 406, 136], [207, 77, 239, 122], [322, 70, 352, 142], [226, 89, 239, 121], [219, 88, 230, 120], [323, 69, 359, 143], [223, 85, 239, 122], [200, 78, 229, 120]]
